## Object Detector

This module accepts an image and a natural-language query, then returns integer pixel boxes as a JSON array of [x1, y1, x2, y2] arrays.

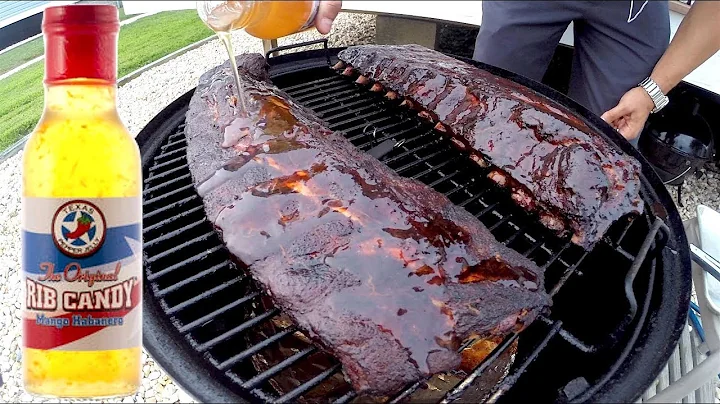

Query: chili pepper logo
[[51, 200, 107, 258]]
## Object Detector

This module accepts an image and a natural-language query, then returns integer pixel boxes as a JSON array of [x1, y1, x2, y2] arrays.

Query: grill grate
[[142, 63, 670, 403]]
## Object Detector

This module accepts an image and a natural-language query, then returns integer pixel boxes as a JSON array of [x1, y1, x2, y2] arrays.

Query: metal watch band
[[638, 77, 669, 114]]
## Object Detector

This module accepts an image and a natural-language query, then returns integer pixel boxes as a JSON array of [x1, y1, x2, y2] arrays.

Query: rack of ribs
[[184, 53, 550, 397], [336, 44, 644, 249]]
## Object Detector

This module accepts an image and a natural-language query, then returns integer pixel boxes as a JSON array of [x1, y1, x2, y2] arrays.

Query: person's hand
[[600, 87, 655, 141], [315, 1, 342, 34]]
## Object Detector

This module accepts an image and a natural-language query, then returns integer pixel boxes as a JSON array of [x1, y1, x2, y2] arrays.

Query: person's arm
[[602, 1, 720, 140], [314, 1, 342, 34]]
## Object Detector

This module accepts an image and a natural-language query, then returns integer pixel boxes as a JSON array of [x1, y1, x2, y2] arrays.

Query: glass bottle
[[197, 1, 320, 39], [22, 4, 142, 398]]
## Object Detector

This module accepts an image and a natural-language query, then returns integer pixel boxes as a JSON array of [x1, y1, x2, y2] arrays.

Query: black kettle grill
[[138, 41, 692, 404]]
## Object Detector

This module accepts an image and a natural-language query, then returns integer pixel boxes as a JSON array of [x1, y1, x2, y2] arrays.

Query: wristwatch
[[638, 77, 669, 114]]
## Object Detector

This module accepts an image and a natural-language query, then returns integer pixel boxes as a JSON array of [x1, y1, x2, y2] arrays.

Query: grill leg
[[263, 39, 279, 57], [677, 184, 685, 208]]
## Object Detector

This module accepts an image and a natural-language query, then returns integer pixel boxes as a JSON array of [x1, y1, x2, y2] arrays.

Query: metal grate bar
[[143, 184, 194, 206], [160, 138, 186, 151], [241, 346, 318, 389], [303, 88, 358, 106], [503, 225, 528, 245], [338, 115, 395, 135], [317, 98, 376, 119], [523, 237, 545, 256], [383, 140, 443, 165], [376, 129, 437, 156], [288, 79, 351, 98], [143, 173, 192, 196], [143, 205, 204, 233], [154, 146, 187, 162], [147, 245, 225, 282], [149, 155, 186, 172], [166, 277, 244, 315], [218, 327, 296, 371], [541, 241, 572, 270], [457, 189, 488, 208], [275, 363, 343, 404], [615, 246, 636, 261], [144, 219, 207, 248], [309, 92, 364, 110], [178, 291, 259, 333], [282, 75, 341, 92], [332, 107, 401, 132], [145, 231, 216, 264], [612, 216, 637, 246], [156, 260, 233, 297], [145, 164, 190, 183], [248, 388, 277, 403], [143, 195, 199, 221], [410, 158, 459, 180], [537, 316, 596, 353], [333, 391, 358, 404], [323, 102, 378, 122], [168, 131, 185, 141], [433, 173, 466, 194], [293, 82, 354, 102], [399, 128, 439, 145], [328, 108, 389, 129], [349, 122, 419, 145], [392, 148, 450, 175], [197, 308, 281, 352], [474, 201, 499, 218], [488, 214, 514, 232], [549, 251, 589, 296]]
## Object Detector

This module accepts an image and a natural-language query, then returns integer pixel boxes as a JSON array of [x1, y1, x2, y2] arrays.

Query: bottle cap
[[43, 4, 120, 29], [42, 5, 120, 84]]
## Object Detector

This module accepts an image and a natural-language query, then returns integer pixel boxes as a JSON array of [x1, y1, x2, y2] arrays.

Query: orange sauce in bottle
[[200, 1, 319, 40]]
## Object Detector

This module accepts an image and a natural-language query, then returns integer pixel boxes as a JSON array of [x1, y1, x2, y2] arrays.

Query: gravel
[[1, 9, 719, 403], [669, 168, 720, 221]]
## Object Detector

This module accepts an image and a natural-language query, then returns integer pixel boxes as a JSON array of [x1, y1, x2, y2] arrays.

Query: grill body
[[138, 45, 691, 403]]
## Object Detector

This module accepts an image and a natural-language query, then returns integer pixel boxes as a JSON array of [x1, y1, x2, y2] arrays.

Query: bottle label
[[21, 197, 142, 351]]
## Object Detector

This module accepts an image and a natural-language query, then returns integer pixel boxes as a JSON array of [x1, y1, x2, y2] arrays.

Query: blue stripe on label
[[22, 224, 141, 275]]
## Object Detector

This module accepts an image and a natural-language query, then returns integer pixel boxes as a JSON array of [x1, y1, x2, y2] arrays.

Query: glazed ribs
[[337, 44, 644, 249], [184, 54, 550, 396]]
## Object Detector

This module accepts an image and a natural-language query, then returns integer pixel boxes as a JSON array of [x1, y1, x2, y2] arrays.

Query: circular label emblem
[[52, 200, 107, 258]]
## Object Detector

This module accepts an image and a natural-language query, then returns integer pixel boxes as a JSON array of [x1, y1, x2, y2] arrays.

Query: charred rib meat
[[337, 44, 644, 249], [184, 54, 550, 396]]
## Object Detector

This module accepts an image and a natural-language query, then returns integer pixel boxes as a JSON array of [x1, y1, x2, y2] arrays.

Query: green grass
[[0, 8, 135, 76], [0, 37, 43, 76], [115, 10, 212, 78], [0, 10, 212, 152]]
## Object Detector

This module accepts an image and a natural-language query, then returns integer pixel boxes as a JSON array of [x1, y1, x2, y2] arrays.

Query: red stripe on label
[[23, 284, 141, 350]]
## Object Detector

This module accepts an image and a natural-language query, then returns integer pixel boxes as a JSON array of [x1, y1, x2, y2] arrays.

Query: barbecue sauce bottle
[[21, 4, 142, 398], [197, 1, 320, 40]]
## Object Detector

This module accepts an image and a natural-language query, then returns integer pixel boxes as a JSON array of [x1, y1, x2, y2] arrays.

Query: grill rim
[[137, 46, 691, 403], [137, 89, 249, 404]]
